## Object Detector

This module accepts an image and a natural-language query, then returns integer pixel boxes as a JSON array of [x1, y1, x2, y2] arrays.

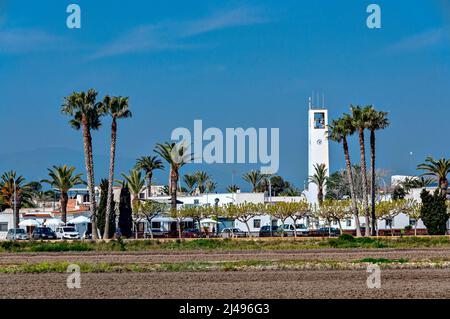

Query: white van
[[55, 226, 80, 240]]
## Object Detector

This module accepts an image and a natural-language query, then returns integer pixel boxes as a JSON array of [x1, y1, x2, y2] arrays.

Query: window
[[194, 199, 200, 205], [314, 112, 325, 129], [409, 218, 417, 226], [346, 219, 352, 227], [139, 192, 146, 199], [0, 223, 8, 232], [386, 219, 394, 228], [151, 222, 161, 229], [253, 219, 261, 229]]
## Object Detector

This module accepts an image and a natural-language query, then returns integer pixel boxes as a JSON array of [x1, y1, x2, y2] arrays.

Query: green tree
[[351, 105, 372, 236], [183, 174, 197, 195], [138, 200, 165, 239], [308, 164, 328, 206], [417, 157, 450, 195], [97, 179, 116, 238], [195, 171, 210, 194], [227, 185, 240, 193], [366, 107, 390, 236], [155, 142, 191, 209], [121, 169, 145, 209], [0, 171, 35, 227], [118, 183, 133, 238], [101, 95, 132, 239], [62, 89, 104, 239], [242, 170, 264, 193], [135, 156, 164, 198], [41, 165, 85, 224], [420, 189, 448, 235]]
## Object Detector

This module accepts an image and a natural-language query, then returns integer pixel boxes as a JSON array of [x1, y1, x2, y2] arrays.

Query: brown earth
[[1, 248, 450, 265], [1, 269, 449, 299]]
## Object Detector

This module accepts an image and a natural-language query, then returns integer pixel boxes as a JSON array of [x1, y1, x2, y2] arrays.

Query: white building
[[304, 98, 330, 204]]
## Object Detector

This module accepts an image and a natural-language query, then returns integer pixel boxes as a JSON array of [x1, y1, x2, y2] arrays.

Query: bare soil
[[1, 269, 449, 299]]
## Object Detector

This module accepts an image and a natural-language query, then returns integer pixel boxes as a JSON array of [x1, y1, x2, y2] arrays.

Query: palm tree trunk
[[342, 138, 362, 237], [146, 173, 153, 198], [318, 187, 324, 206], [61, 192, 68, 224], [14, 195, 20, 228], [171, 168, 178, 210], [104, 119, 117, 240], [370, 129, 377, 236], [358, 128, 371, 237], [82, 118, 98, 240]]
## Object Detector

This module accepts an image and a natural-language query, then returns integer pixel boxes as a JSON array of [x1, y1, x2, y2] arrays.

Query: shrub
[[338, 234, 355, 241], [420, 189, 448, 235]]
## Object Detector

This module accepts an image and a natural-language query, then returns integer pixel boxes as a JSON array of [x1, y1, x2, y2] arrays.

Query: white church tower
[[305, 97, 330, 204]]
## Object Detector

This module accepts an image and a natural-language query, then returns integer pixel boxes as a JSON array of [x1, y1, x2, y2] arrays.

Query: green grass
[[3, 258, 450, 274], [1, 236, 450, 253]]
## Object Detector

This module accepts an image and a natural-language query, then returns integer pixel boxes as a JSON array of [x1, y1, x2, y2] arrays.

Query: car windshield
[[296, 224, 306, 229], [14, 229, 26, 234], [63, 227, 76, 232], [38, 228, 54, 234]]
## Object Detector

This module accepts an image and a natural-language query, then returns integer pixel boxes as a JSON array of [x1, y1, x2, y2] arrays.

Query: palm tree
[[206, 180, 217, 193], [154, 142, 191, 209], [183, 174, 197, 195], [417, 157, 450, 195], [366, 107, 390, 236], [351, 105, 371, 236], [0, 171, 34, 227], [195, 171, 210, 194], [41, 165, 85, 224], [328, 115, 362, 236], [121, 169, 146, 209], [135, 156, 164, 198], [242, 170, 263, 193], [227, 185, 240, 193], [61, 89, 103, 239], [101, 95, 132, 239], [308, 164, 328, 205]]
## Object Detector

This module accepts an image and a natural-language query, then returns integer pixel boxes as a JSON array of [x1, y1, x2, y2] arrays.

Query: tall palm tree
[[154, 142, 191, 209], [195, 171, 210, 194], [135, 156, 164, 198], [351, 105, 371, 236], [308, 164, 328, 205], [328, 115, 362, 236], [61, 89, 103, 239], [0, 171, 34, 227], [121, 169, 146, 209], [242, 170, 263, 193], [183, 174, 197, 195], [417, 157, 450, 195], [41, 165, 85, 224], [101, 96, 132, 239], [366, 107, 390, 236]]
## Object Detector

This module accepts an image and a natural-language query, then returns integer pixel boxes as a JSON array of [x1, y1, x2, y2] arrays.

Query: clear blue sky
[[0, 0, 449, 191]]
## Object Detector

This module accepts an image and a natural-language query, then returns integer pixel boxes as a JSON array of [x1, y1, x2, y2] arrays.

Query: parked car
[[259, 225, 279, 237], [6, 228, 29, 241], [278, 224, 309, 237], [220, 228, 246, 238], [144, 229, 166, 238], [317, 227, 341, 237], [182, 228, 201, 238], [31, 227, 57, 240], [55, 226, 80, 240]]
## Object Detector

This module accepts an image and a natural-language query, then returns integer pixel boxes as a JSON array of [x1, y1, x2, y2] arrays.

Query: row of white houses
[[2, 183, 446, 239]]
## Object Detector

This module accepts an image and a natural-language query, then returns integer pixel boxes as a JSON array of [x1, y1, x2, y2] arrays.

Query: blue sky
[[0, 0, 449, 191]]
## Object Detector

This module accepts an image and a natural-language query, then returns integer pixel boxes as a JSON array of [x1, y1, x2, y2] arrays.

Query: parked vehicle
[[220, 228, 246, 238], [55, 226, 80, 240], [144, 229, 166, 238], [259, 225, 279, 237], [278, 224, 309, 237], [182, 228, 202, 238], [31, 227, 57, 240], [317, 227, 341, 237], [6, 228, 30, 240]]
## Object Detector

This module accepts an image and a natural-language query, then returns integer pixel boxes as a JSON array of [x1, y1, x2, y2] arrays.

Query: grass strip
[[2, 258, 450, 274]]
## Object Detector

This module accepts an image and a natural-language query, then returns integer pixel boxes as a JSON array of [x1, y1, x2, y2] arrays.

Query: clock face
[[317, 139, 323, 145]]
